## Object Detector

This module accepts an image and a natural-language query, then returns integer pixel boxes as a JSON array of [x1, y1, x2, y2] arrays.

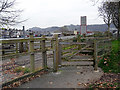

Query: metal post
[[23, 26, 28, 52]]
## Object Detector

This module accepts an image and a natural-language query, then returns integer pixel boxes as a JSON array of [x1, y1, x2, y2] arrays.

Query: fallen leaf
[[84, 83, 87, 86], [49, 81, 53, 85], [78, 83, 81, 85], [76, 72, 80, 74], [77, 66, 80, 69]]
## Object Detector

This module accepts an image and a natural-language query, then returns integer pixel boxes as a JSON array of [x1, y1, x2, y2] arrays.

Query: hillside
[[29, 24, 116, 32]]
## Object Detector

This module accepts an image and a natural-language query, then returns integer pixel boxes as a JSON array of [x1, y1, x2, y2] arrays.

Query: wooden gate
[[53, 35, 112, 72], [60, 37, 95, 66], [53, 35, 98, 72]]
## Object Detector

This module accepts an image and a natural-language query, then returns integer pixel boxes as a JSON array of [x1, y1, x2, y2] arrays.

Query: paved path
[[18, 66, 103, 88]]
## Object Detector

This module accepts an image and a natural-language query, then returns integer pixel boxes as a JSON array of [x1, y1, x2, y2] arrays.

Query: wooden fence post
[[103, 40, 105, 54], [40, 40, 42, 50], [41, 35, 47, 70], [2, 45, 5, 55], [16, 43, 18, 54], [19, 42, 24, 53], [109, 39, 112, 51], [77, 35, 81, 50], [58, 39, 62, 67], [53, 34, 59, 72], [51, 39, 53, 49], [29, 33, 35, 72], [103, 41, 106, 54], [94, 39, 98, 71], [25, 42, 28, 52]]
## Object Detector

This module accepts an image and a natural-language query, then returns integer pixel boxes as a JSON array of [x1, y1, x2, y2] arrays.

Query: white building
[[80, 16, 87, 35]]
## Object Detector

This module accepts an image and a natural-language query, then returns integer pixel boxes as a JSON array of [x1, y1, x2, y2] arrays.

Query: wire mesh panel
[[1, 40, 31, 84], [0, 36, 54, 84], [2, 43, 16, 55], [0, 41, 2, 86], [47, 51, 53, 68], [60, 37, 94, 67], [34, 52, 43, 70], [97, 39, 112, 58], [34, 41, 41, 51]]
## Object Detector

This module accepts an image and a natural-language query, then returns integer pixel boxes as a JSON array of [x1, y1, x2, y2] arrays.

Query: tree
[[111, 2, 119, 40], [91, 0, 120, 40], [0, 0, 23, 27], [90, 0, 100, 5], [106, 2, 119, 40], [98, 1, 113, 37], [98, 1, 120, 40]]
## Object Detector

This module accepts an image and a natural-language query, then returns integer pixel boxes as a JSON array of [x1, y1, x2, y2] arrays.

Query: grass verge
[[89, 40, 120, 88], [98, 40, 120, 73]]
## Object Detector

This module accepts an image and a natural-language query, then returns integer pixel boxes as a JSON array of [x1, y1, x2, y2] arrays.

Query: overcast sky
[[15, 0, 104, 29]]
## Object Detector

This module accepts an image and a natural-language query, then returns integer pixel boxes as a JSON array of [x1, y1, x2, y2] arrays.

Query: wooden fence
[[0, 34, 113, 86], [1, 33, 56, 86], [1, 35, 113, 70], [1, 33, 55, 72], [54, 36, 113, 71]]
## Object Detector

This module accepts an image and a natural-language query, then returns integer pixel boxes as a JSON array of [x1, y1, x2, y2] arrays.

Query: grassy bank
[[89, 40, 120, 88], [98, 40, 120, 73]]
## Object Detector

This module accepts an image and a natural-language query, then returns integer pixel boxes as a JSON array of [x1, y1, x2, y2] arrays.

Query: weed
[[14, 66, 30, 74]]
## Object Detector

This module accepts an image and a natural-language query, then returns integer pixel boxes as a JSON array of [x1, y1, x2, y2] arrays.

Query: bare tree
[[106, 2, 119, 40], [0, 0, 23, 27], [111, 2, 119, 40], [92, 0, 120, 39], [98, 1, 113, 37], [90, 0, 100, 5]]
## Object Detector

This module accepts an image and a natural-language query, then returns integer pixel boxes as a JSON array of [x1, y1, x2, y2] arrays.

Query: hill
[[29, 24, 116, 32]]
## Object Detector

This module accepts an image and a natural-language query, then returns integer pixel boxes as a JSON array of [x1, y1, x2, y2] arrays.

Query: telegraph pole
[[23, 26, 25, 38]]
